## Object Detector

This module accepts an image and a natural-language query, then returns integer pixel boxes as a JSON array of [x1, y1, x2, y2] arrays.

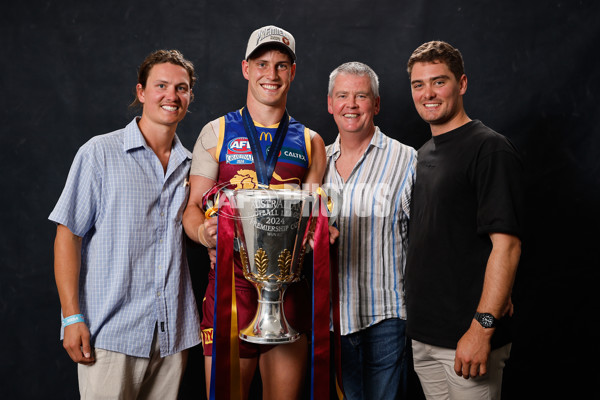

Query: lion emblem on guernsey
[[230, 169, 301, 189]]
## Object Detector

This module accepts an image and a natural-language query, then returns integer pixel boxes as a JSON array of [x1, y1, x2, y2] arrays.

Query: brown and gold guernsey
[[209, 108, 312, 289], [200, 109, 315, 349], [215, 109, 312, 190]]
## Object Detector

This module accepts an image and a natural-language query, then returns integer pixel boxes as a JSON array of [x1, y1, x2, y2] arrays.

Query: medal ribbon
[[241, 106, 290, 187]]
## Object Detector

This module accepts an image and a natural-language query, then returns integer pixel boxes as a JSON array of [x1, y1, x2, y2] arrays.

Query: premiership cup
[[224, 188, 317, 344]]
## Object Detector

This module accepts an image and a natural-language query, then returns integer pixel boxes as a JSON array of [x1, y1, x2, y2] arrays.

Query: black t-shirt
[[405, 120, 523, 349]]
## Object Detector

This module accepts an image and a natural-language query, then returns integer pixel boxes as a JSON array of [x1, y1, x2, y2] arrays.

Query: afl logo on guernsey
[[228, 137, 251, 153], [226, 137, 253, 164]]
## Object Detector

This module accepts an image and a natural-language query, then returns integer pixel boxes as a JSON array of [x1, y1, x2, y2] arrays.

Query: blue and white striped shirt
[[49, 118, 200, 357], [324, 127, 417, 335]]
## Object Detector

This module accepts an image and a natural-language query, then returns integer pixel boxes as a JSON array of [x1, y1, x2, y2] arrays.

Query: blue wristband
[[62, 314, 85, 327]]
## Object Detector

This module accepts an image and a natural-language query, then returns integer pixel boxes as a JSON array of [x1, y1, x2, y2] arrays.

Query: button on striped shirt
[[49, 118, 200, 357], [324, 127, 417, 335]]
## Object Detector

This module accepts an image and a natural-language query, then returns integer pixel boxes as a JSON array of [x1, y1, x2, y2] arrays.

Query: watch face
[[481, 314, 494, 327], [476, 312, 496, 328]]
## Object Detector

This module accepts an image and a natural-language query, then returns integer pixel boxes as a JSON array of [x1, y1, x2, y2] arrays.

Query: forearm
[[183, 202, 206, 244], [455, 233, 521, 378], [54, 224, 83, 316], [183, 175, 217, 245], [54, 225, 96, 363], [476, 233, 521, 317]]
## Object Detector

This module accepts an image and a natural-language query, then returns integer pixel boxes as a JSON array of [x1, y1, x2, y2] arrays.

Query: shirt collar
[[328, 126, 385, 161], [171, 134, 192, 163], [123, 117, 191, 161], [123, 117, 147, 152]]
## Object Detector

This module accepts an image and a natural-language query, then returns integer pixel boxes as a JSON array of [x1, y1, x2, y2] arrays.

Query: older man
[[323, 61, 417, 400]]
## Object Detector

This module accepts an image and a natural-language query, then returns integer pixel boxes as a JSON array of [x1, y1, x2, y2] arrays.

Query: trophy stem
[[239, 285, 300, 344]]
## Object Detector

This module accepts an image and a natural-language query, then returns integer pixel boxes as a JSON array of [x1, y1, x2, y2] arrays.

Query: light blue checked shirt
[[49, 118, 200, 358], [324, 127, 417, 335]]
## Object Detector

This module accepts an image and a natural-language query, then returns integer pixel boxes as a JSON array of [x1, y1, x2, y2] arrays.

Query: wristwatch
[[474, 312, 497, 328]]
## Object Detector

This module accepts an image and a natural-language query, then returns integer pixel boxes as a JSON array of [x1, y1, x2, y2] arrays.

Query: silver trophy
[[223, 188, 318, 344]]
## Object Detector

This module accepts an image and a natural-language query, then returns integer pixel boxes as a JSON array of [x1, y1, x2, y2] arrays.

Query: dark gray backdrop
[[2, 0, 598, 398]]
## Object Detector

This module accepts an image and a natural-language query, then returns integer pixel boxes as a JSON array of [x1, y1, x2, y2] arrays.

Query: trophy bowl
[[224, 188, 317, 344]]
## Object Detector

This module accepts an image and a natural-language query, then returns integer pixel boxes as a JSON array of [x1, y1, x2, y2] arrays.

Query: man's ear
[[242, 59, 250, 80], [136, 83, 145, 104], [459, 74, 468, 96], [327, 96, 334, 115], [374, 96, 381, 116]]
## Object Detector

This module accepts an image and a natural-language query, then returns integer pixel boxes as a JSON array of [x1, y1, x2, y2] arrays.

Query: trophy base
[[239, 330, 301, 345], [238, 294, 301, 345]]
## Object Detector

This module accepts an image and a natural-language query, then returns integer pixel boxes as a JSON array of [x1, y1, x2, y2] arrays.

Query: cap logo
[[256, 26, 285, 45], [246, 25, 295, 60]]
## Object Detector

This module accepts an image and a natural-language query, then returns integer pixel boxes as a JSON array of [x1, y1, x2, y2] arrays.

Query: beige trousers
[[77, 329, 188, 400], [412, 340, 511, 400]]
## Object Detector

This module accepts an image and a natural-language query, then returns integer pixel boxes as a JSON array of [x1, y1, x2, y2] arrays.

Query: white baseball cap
[[245, 25, 296, 61]]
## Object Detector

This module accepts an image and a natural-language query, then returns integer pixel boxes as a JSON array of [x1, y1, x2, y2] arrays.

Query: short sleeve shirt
[[49, 118, 201, 357], [406, 120, 523, 349]]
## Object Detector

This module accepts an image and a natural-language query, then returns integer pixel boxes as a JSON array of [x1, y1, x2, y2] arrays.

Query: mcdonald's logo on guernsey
[[259, 131, 273, 142]]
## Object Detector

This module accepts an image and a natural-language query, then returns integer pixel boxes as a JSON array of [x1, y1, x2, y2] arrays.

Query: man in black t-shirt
[[405, 41, 523, 400]]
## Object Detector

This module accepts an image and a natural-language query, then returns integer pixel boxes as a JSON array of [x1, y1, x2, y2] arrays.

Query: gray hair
[[328, 62, 380, 98]]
